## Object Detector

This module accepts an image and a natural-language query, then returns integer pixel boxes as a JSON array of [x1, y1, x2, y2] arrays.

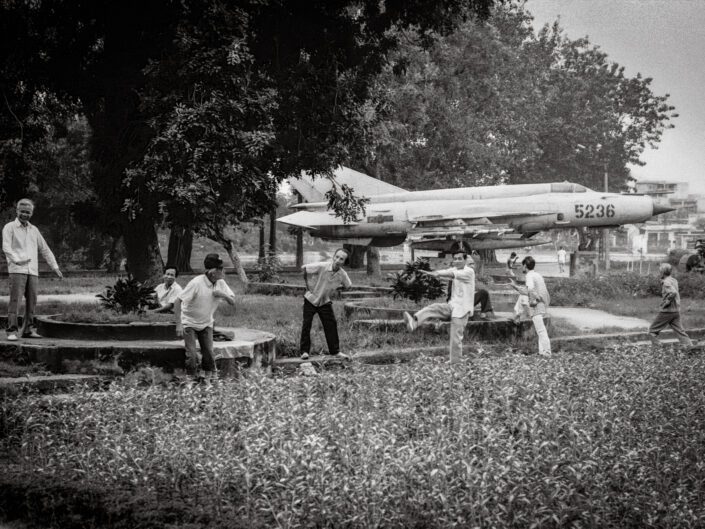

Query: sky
[[526, 0, 705, 195]]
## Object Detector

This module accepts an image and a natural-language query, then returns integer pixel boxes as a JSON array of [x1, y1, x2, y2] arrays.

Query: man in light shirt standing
[[557, 246, 567, 274], [175, 253, 236, 382], [299, 248, 352, 360], [2, 198, 63, 341], [510, 256, 551, 357], [403, 249, 475, 364]]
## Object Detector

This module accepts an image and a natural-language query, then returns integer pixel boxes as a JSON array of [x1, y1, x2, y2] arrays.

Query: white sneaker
[[538, 350, 552, 357], [7, 333, 18, 341], [300, 352, 310, 360], [403, 312, 417, 332]]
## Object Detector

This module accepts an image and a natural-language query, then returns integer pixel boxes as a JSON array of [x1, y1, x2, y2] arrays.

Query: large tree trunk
[[344, 244, 365, 268], [269, 208, 277, 255], [258, 220, 266, 259], [167, 225, 193, 273], [122, 214, 163, 283], [296, 229, 304, 267], [223, 242, 249, 284], [366, 246, 381, 276], [295, 192, 304, 267]]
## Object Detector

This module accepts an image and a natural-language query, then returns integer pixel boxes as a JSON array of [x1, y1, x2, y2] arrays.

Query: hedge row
[[549, 270, 705, 306]]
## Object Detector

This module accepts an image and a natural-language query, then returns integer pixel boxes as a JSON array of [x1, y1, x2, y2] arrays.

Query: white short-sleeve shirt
[[178, 275, 234, 330], [155, 282, 183, 307], [446, 265, 475, 318], [303, 261, 352, 306]]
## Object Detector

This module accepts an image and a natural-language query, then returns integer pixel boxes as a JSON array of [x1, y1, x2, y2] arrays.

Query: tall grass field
[[2, 345, 705, 528]]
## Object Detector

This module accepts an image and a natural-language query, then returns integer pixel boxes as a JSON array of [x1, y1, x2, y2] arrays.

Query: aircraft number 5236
[[574, 203, 615, 219]]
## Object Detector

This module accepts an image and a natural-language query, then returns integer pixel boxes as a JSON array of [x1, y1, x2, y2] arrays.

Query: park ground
[[1, 268, 705, 528]]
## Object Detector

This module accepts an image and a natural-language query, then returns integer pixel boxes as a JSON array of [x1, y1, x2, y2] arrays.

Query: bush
[[389, 259, 445, 303], [257, 251, 281, 282], [96, 275, 155, 314]]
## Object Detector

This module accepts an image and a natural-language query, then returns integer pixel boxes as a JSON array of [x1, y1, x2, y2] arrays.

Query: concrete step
[[0, 374, 107, 395]]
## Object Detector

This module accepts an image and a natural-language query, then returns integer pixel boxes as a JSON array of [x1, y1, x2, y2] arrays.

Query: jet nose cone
[[652, 201, 676, 216]]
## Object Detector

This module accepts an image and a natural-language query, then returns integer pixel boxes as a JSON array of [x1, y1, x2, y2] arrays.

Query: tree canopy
[[353, 3, 676, 192], [1, 0, 495, 280]]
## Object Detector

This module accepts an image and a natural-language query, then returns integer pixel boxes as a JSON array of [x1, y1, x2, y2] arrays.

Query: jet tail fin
[[290, 166, 407, 203]]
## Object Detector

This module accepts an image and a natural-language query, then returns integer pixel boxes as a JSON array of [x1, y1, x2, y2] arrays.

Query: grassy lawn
[[3, 347, 705, 528]]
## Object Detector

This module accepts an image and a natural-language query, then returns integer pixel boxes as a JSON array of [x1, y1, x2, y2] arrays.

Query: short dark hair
[[510, 252, 517, 258], [333, 248, 350, 257], [164, 265, 179, 277], [522, 256, 536, 270], [204, 253, 224, 269], [451, 250, 468, 259]]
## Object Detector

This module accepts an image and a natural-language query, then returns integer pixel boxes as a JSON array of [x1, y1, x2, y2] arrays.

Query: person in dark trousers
[[300, 248, 352, 360], [649, 263, 693, 348], [175, 254, 236, 383]]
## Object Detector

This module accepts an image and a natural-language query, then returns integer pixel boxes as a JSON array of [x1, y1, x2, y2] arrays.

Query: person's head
[[163, 265, 179, 286], [510, 252, 517, 258], [659, 262, 672, 278], [16, 198, 34, 224], [332, 248, 349, 271], [559, 245, 564, 250], [452, 251, 473, 269], [522, 256, 536, 271], [204, 253, 224, 281]]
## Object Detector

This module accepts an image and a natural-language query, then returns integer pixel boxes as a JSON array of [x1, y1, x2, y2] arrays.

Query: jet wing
[[276, 211, 357, 229], [411, 210, 555, 223], [409, 210, 555, 239]]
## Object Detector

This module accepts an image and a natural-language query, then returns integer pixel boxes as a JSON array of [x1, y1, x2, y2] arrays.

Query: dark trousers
[[183, 326, 215, 374], [300, 299, 340, 355], [474, 289, 493, 313], [7, 273, 38, 334]]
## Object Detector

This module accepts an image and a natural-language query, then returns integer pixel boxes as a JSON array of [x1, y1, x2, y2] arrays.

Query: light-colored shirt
[[660, 276, 681, 312], [155, 282, 183, 307], [2, 219, 59, 276], [303, 261, 352, 306], [525, 270, 550, 316], [444, 265, 475, 318], [178, 275, 234, 330], [557, 249, 567, 263]]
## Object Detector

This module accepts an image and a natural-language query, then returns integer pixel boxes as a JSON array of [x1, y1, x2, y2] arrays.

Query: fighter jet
[[277, 166, 675, 252]]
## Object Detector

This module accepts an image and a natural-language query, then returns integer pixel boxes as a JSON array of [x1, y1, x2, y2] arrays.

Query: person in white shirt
[[151, 266, 183, 313], [557, 246, 567, 274], [174, 254, 236, 381], [299, 248, 352, 359], [403, 249, 475, 364], [510, 256, 551, 357], [2, 198, 63, 341]]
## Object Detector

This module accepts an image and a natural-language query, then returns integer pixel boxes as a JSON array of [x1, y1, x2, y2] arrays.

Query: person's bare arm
[[213, 289, 236, 306]]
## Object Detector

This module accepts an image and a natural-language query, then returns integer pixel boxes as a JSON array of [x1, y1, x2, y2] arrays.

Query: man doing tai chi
[[510, 256, 551, 357], [649, 263, 693, 349], [175, 253, 236, 382], [299, 248, 352, 360], [403, 249, 475, 364], [3, 198, 63, 341]]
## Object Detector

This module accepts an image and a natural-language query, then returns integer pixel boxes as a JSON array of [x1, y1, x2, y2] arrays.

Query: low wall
[[35, 315, 180, 341]]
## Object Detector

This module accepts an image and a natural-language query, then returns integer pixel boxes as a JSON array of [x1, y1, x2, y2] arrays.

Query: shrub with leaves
[[96, 275, 155, 314], [257, 250, 281, 282], [389, 258, 445, 303]]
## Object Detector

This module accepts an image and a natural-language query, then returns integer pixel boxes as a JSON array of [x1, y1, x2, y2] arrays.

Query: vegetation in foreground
[[2, 345, 705, 528]]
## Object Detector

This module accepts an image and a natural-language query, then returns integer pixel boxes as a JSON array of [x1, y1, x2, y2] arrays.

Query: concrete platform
[[0, 374, 106, 395], [351, 312, 548, 341], [0, 327, 276, 377]]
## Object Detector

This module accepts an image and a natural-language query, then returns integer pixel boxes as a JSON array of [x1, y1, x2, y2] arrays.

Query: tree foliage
[[1, 0, 495, 280], [354, 3, 676, 192]]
